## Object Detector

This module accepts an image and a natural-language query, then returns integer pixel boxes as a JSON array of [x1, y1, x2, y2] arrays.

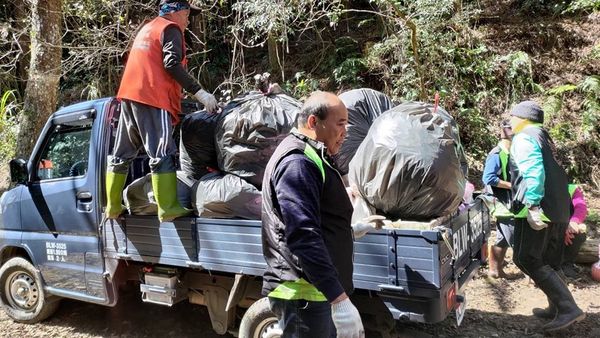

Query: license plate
[[455, 285, 466, 326], [451, 214, 484, 260]]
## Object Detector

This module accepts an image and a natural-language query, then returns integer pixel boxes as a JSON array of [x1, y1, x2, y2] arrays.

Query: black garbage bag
[[349, 101, 467, 220], [123, 171, 195, 215], [192, 172, 262, 219], [215, 92, 300, 189], [335, 88, 394, 175], [180, 110, 220, 179]]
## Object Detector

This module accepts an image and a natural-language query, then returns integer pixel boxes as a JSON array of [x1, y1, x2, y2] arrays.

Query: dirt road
[[1, 260, 598, 338]]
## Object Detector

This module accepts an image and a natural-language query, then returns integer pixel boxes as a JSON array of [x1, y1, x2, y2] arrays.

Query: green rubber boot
[[105, 172, 127, 219], [151, 172, 191, 222]]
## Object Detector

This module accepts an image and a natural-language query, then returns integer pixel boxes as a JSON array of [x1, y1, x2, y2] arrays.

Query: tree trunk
[[15, 0, 62, 160], [267, 34, 282, 81], [575, 238, 600, 264], [14, 0, 30, 95]]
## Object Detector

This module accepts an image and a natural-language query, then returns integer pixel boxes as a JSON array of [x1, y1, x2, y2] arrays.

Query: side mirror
[[9, 158, 28, 184]]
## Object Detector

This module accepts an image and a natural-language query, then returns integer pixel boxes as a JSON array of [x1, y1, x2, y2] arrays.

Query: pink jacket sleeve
[[570, 187, 588, 224]]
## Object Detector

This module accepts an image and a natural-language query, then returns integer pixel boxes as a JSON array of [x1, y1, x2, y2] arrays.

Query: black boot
[[537, 273, 585, 332], [532, 297, 556, 319]]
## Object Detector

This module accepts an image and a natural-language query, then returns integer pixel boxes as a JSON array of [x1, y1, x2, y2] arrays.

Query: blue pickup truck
[[0, 97, 490, 337]]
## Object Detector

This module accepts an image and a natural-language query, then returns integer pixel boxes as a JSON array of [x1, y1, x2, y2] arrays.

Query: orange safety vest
[[117, 17, 187, 123]]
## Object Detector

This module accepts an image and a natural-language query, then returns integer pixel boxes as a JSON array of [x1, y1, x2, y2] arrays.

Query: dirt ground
[[397, 247, 600, 338]]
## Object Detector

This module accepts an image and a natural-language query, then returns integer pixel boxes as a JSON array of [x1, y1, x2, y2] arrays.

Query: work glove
[[194, 89, 218, 114], [331, 298, 365, 338], [264, 83, 283, 95], [564, 222, 584, 246], [351, 215, 386, 239], [526, 206, 547, 231]]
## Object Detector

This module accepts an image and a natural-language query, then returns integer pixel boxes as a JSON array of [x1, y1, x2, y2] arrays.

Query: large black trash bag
[[180, 110, 220, 179], [192, 172, 262, 219], [335, 88, 394, 175], [215, 92, 300, 189], [349, 101, 467, 220], [123, 171, 194, 215]]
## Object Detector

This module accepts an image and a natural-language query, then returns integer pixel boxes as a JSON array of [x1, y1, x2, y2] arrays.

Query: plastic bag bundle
[[123, 171, 194, 215], [179, 111, 220, 179], [192, 172, 262, 220], [349, 101, 467, 220], [335, 88, 394, 175], [215, 92, 300, 189]]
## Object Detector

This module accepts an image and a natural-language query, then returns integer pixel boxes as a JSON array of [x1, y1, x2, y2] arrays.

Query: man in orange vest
[[106, 0, 217, 222]]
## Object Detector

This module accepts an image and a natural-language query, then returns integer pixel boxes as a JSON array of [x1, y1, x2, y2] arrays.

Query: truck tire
[[239, 297, 281, 338], [0, 257, 61, 323]]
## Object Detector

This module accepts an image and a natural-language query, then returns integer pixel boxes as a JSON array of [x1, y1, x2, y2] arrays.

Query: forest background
[[0, 0, 599, 203]]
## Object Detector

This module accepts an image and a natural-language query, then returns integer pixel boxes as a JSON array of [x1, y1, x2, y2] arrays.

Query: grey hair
[[296, 97, 329, 127]]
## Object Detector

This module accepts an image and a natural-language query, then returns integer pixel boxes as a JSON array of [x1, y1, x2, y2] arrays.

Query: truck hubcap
[[7, 272, 39, 310], [256, 318, 282, 338]]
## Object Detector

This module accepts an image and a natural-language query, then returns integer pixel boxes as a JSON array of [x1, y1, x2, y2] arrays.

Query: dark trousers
[[564, 232, 587, 264], [544, 222, 568, 270], [495, 217, 515, 248], [108, 99, 178, 175], [512, 218, 554, 283], [269, 297, 336, 338]]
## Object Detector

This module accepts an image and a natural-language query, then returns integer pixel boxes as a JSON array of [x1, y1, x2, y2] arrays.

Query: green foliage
[[283, 72, 320, 99], [565, 0, 600, 13], [587, 210, 600, 229], [496, 51, 541, 103], [543, 83, 577, 117], [333, 58, 367, 87], [230, 0, 343, 45], [0, 90, 19, 161], [515, 0, 600, 14], [331, 36, 366, 87], [579, 75, 600, 137]]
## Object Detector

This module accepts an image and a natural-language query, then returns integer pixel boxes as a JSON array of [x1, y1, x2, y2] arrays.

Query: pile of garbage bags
[[133, 91, 297, 220], [349, 101, 467, 220], [124, 86, 469, 222]]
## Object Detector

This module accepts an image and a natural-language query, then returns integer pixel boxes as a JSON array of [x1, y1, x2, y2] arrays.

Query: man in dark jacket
[[509, 101, 585, 332], [261, 91, 364, 337]]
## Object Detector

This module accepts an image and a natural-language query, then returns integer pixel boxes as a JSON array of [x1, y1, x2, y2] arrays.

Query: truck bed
[[104, 199, 489, 295]]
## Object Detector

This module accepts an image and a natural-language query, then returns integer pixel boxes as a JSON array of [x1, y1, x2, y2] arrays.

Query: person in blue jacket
[[508, 101, 585, 332], [482, 120, 516, 279]]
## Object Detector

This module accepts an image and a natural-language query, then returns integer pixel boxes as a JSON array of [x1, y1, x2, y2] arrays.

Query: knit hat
[[510, 101, 544, 123], [159, 0, 201, 16]]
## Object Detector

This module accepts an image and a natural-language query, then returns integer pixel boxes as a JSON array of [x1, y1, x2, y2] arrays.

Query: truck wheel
[[0, 257, 60, 323], [239, 297, 281, 338]]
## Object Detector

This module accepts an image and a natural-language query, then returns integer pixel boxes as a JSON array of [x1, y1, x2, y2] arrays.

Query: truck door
[[19, 105, 107, 301]]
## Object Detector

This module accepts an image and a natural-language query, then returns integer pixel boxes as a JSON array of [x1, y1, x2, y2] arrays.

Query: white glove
[[527, 206, 548, 231], [194, 89, 217, 113], [331, 298, 364, 338], [351, 215, 386, 239], [265, 83, 283, 95]]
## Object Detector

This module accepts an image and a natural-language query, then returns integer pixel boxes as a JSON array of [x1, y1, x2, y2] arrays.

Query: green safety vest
[[491, 146, 513, 218], [513, 183, 576, 221], [568, 184, 577, 198]]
